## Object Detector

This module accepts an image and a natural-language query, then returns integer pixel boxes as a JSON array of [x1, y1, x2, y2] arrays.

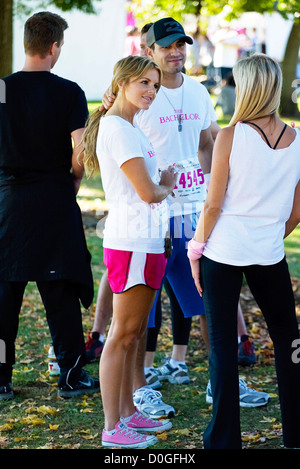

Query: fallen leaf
[[20, 415, 46, 426], [49, 424, 60, 431], [0, 423, 14, 432]]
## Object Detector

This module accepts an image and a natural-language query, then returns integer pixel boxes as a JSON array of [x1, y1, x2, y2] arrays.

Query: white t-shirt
[[135, 74, 212, 217], [96, 115, 168, 253], [204, 123, 300, 266]]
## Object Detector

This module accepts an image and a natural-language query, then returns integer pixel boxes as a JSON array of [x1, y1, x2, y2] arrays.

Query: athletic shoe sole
[[206, 394, 270, 407], [102, 435, 158, 449], [58, 386, 99, 398]]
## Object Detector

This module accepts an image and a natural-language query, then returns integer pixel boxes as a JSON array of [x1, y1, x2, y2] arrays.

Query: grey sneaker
[[206, 378, 270, 407], [156, 357, 190, 384], [133, 386, 175, 419]]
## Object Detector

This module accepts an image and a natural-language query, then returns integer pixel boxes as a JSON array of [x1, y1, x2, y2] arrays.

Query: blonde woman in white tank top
[[188, 53, 300, 449]]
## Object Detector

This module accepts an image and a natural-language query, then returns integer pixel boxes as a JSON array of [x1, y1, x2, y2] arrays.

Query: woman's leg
[[201, 256, 243, 449], [100, 284, 156, 431], [145, 288, 162, 366], [244, 258, 300, 448], [165, 278, 192, 361]]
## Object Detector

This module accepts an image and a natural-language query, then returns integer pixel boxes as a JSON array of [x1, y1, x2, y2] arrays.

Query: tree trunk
[[0, 0, 13, 78], [280, 21, 300, 118]]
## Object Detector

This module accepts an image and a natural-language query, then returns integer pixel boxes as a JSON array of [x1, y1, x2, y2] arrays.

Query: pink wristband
[[187, 238, 206, 260]]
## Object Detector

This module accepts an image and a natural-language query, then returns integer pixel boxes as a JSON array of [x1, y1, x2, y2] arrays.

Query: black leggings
[[0, 280, 86, 384], [201, 256, 300, 449], [146, 278, 192, 352]]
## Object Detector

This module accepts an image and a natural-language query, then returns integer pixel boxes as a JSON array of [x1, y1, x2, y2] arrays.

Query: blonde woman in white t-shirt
[[81, 56, 177, 449], [188, 53, 300, 449]]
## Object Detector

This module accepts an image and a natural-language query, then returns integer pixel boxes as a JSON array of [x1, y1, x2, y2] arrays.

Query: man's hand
[[99, 86, 116, 111]]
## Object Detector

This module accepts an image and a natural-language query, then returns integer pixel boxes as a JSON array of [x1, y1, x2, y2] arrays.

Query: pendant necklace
[[161, 80, 184, 132]]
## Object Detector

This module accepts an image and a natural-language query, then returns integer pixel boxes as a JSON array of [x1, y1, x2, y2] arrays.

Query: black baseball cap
[[146, 17, 193, 48]]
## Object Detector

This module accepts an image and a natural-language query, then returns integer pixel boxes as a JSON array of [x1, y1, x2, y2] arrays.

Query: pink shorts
[[103, 248, 167, 293]]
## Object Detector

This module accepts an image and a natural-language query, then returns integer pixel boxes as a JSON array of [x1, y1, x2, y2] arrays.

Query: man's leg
[[0, 282, 26, 392], [37, 280, 99, 396]]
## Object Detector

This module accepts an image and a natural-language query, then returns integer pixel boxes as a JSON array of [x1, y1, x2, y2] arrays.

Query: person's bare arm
[[285, 180, 300, 238], [198, 126, 214, 175], [190, 127, 233, 295], [71, 128, 85, 194], [120, 157, 177, 204]]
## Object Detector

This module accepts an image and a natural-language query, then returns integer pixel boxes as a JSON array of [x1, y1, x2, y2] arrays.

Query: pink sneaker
[[102, 421, 158, 449], [125, 409, 172, 432]]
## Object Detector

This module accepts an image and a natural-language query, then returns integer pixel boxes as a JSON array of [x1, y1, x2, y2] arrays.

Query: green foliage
[[132, 0, 300, 23], [14, 0, 101, 17]]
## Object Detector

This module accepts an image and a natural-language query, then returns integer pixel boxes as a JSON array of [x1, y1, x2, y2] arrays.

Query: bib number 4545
[[174, 168, 204, 190]]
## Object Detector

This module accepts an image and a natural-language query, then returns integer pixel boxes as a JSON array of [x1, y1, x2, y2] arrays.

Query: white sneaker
[[206, 378, 270, 408], [145, 367, 161, 389], [133, 386, 175, 419]]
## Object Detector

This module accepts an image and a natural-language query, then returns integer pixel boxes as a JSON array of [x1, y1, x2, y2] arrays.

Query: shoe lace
[[135, 412, 155, 424], [119, 420, 145, 440], [140, 388, 163, 405], [239, 378, 255, 393]]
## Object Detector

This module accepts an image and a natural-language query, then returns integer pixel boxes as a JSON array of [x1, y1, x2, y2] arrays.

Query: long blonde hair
[[81, 55, 161, 177], [229, 53, 282, 126]]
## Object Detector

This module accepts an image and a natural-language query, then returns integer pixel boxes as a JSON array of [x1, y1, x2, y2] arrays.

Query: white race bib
[[164, 158, 206, 205]]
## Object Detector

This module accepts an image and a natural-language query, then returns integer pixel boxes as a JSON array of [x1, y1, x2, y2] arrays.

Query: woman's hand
[[189, 259, 203, 296], [158, 165, 178, 195]]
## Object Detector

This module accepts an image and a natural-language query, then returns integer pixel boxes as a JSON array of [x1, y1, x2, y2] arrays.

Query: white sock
[[104, 428, 116, 435], [123, 411, 136, 423], [170, 358, 185, 368]]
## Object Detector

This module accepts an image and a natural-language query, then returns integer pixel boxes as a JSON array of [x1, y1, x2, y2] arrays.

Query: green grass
[[0, 174, 298, 450], [0, 108, 299, 451]]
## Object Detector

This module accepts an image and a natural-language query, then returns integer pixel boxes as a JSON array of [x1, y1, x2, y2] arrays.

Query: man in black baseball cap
[[146, 17, 193, 48]]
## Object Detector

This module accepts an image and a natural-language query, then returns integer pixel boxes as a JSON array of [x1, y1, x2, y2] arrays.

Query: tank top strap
[[273, 123, 287, 149], [246, 121, 287, 149]]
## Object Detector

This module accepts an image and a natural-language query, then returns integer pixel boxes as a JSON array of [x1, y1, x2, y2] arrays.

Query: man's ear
[[49, 42, 57, 56], [146, 46, 154, 59]]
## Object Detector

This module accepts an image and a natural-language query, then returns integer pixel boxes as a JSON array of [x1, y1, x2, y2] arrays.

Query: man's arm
[[198, 126, 214, 175], [71, 128, 85, 194], [99, 86, 116, 111]]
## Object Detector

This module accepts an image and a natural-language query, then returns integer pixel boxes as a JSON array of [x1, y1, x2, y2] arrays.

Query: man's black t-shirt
[[0, 71, 88, 175], [0, 71, 93, 308]]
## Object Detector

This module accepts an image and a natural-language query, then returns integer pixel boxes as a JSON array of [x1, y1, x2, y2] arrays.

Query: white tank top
[[203, 122, 300, 266]]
